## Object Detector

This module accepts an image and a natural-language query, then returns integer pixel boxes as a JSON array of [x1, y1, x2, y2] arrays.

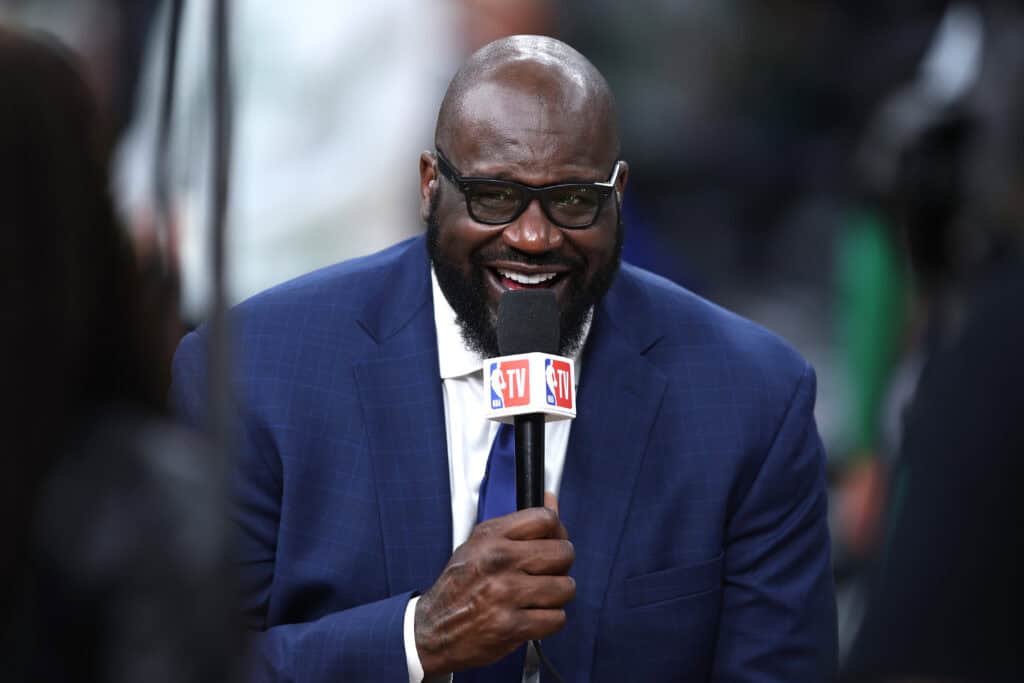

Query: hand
[[414, 493, 575, 676]]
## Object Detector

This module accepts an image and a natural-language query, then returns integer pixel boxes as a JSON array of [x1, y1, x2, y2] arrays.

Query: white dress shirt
[[402, 270, 585, 683]]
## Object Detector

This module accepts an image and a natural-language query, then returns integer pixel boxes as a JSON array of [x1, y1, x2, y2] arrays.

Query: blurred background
[[1, 0, 1020, 680]]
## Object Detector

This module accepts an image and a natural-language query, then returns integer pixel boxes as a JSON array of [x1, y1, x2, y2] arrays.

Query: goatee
[[425, 192, 623, 358]]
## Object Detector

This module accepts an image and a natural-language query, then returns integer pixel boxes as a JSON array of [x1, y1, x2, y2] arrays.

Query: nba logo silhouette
[[489, 362, 505, 409], [545, 358, 573, 409]]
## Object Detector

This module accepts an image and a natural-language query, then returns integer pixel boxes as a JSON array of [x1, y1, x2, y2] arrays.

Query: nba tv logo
[[491, 359, 530, 409], [545, 359, 572, 409]]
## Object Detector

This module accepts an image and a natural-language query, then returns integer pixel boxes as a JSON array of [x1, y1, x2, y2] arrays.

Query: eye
[[551, 190, 598, 209], [473, 188, 518, 207]]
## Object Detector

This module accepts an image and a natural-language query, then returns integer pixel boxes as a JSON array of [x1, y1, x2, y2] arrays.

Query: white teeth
[[497, 269, 559, 285]]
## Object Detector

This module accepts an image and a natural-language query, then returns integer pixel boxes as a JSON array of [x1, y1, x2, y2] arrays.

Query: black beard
[[425, 192, 623, 358]]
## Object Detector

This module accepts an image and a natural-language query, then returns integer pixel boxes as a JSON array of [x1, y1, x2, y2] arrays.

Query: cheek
[[438, 216, 496, 268], [567, 226, 616, 274]]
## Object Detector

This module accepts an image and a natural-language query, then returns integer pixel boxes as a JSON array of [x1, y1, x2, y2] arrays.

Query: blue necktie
[[454, 422, 526, 683], [476, 422, 517, 522]]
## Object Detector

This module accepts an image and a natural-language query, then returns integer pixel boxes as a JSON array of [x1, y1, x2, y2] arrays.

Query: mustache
[[473, 249, 583, 270]]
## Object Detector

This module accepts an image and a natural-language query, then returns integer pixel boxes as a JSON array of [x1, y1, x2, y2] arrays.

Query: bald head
[[435, 35, 620, 168]]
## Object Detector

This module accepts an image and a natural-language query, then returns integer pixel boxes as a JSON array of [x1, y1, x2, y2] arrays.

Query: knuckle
[[493, 609, 518, 639], [526, 506, 558, 530], [442, 558, 475, 587], [563, 575, 577, 601], [479, 574, 498, 600], [540, 609, 567, 637], [538, 506, 559, 527], [561, 539, 575, 563], [480, 575, 511, 605], [479, 544, 509, 574], [471, 519, 496, 539]]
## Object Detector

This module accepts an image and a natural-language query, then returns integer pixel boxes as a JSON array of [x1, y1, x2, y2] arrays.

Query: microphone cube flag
[[484, 352, 576, 423]]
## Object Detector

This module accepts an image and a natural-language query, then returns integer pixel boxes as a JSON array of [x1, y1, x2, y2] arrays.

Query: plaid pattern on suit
[[172, 236, 837, 681]]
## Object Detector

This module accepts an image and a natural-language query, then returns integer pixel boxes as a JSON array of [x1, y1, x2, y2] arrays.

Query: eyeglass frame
[[433, 148, 623, 229]]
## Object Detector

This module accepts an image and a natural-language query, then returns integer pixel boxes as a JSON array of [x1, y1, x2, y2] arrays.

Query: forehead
[[447, 73, 615, 184]]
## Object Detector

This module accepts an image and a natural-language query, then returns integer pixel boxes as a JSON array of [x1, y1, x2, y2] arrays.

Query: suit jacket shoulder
[[604, 262, 811, 402], [229, 236, 431, 358]]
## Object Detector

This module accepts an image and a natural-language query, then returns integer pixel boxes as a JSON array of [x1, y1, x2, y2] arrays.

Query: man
[[173, 35, 837, 682]]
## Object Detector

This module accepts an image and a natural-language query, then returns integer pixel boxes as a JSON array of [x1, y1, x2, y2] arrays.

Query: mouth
[[493, 267, 565, 289], [483, 260, 572, 294]]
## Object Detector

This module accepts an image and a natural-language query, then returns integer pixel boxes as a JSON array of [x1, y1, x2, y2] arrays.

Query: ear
[[419, 151, 438, 222]]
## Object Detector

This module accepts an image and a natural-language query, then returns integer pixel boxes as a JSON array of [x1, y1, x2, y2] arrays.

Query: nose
[[501, 199, 563, 254]]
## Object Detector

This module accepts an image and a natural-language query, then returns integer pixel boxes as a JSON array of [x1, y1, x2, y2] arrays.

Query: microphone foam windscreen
[[497, 289, 560, 355]]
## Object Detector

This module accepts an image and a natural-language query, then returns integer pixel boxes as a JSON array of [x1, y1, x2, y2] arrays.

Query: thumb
[[544, 491, 559, 514]]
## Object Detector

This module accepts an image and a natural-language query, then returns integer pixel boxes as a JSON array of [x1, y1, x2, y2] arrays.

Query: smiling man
[[424, 44, 624, 361], [173, 36, 837, 683]]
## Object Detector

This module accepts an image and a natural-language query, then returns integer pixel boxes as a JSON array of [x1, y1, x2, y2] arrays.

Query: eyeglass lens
[[469, 184, 602, 227]]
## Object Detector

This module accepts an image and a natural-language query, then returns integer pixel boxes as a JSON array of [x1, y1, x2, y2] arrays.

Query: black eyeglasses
[[434, 148, 622, 229]]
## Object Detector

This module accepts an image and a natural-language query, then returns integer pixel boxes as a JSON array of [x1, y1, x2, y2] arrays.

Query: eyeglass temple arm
[[596, 161, 622, 191]]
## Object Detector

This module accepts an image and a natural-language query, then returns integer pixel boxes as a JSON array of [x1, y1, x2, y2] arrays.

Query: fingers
[[509, 573, 576, 609], [469, 537, 574, 578], [552, 515, 570, 540], [417, 520, 576, 676], [514, 608, 569, 642], [516, 538, 575, 575], [488, 505, 563, 541], [542, 492, 569, 539], [473, 492, 568, 543]]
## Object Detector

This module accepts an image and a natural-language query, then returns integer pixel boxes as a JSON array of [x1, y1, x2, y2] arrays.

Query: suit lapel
[[354, 240, 452, 595], [351, 243, 671, 663], [547, 275, 668, 677]]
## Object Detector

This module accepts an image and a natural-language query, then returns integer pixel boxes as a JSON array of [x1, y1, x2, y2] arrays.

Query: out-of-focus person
[[0, 26, 236, 682], [0, 0, 162, 133], [830, 1, 983, 590], [842, 2, 1024, 680], [114, 0, 463, 321]]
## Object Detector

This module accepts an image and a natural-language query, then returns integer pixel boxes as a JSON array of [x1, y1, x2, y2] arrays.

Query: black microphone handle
[[514, 414, 545, 509]]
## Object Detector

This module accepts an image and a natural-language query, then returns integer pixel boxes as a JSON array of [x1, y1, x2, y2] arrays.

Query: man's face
[[421, 78, 628, 357]]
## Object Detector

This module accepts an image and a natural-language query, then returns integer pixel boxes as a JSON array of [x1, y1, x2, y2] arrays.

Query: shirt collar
[[432, 269, 483, 379], [431, 268, 591, 381]]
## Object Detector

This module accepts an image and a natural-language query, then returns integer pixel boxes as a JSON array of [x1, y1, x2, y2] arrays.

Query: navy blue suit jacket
[[172, 236, 837, 682]]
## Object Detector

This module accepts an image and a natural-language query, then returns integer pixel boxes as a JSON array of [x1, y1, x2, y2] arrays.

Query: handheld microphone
[[486, 290, 576, 509]]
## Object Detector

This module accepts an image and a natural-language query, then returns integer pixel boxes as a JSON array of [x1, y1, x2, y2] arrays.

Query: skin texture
[[422, 35, 628, 358], [414, 36, 627, 675], [415, 495, 574, 675]]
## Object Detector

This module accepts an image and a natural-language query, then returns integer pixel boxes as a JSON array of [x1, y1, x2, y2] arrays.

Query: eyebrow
[[466, 167, 608, 187], [438, 148, 612, 187]]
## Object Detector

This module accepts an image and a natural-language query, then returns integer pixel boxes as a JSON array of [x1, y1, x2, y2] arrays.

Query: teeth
[[497, 269, 559, 285]]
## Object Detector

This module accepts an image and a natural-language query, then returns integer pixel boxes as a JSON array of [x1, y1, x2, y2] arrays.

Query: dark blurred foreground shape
[[842, 1, 1024, 680], [844, 251, 1024, 682], [0, 25, 237, 681]]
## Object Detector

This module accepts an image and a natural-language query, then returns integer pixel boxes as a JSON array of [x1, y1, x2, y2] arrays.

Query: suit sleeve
[[712, 363, 838, 682], [171, 330, 415, 682]]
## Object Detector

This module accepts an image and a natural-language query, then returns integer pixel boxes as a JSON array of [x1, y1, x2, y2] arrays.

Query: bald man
[[173, 36, 837, 682]]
